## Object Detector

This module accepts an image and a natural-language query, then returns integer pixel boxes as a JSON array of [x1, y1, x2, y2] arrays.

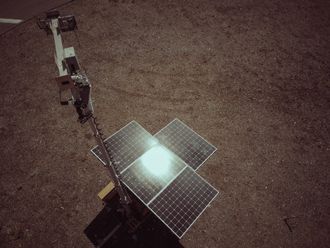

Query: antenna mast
[[37, 11, 131, 211]]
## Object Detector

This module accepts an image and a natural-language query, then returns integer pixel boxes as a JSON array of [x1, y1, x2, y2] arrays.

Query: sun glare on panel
[[141, 146, 171, 176]]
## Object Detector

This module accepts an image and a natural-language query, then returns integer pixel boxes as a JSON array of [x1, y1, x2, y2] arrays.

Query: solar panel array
[[91, 119, 218, 238], [155, 119, 217, 170]]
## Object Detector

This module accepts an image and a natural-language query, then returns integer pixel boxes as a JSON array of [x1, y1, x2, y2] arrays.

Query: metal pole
[[88, 116, 131, 207], [50, 19, 67, 76], [40, 13, 132, 212]]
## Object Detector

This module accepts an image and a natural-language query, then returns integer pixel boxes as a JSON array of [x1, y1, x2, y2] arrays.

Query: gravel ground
[[0, 0, 329, 247]]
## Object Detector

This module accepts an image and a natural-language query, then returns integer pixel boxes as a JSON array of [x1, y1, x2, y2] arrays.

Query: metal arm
[[37, 11, 131, 209]]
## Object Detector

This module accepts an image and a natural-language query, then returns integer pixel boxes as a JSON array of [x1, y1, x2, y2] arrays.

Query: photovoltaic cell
[[155, 119, 217, 170], [148, 166, 218, 238], [120, 145, 186, 204], [91, 121, 158, 173]]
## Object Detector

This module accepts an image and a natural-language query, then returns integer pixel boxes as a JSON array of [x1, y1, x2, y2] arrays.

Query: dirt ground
[[0, 0, 329, 247]]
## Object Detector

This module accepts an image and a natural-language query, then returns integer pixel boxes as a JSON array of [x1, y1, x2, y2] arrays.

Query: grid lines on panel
[[148, 167, 218, 238], [91, 121, 157, 173], [120, 145, 187, 205], [155, 119, 216, 170]]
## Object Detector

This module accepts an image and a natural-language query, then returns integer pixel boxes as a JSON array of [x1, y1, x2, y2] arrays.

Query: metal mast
[[37, 11, 131, 210]]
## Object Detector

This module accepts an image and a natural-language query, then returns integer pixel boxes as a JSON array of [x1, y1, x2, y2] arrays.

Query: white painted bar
[[0, 18, 23, 24]]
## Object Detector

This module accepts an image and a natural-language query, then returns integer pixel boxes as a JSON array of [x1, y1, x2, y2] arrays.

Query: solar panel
[[120, 144, 186, 204], [91, 121, 158, 173], [148, 166, 218, 238], [90, 119, 219, 239], [155, 119, 217, 170]]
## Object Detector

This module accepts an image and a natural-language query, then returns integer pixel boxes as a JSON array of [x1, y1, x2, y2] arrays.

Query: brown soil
[[0, 0, 329, 247]]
